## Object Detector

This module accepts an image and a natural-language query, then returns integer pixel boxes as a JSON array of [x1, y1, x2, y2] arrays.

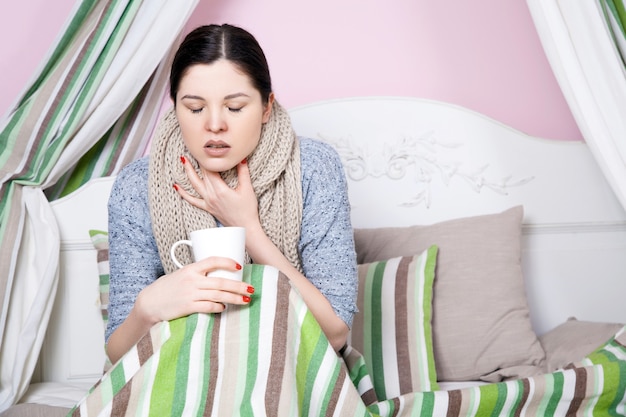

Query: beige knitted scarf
[[148, 101, 303, 275]]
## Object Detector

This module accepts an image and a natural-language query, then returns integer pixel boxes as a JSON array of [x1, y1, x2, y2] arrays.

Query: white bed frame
[[27, 96, 626, 407]]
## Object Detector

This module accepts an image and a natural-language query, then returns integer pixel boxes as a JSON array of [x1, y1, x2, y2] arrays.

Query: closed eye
[[228, 107, 243, 113]]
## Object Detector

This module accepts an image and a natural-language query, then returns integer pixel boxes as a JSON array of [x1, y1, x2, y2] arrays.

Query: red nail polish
[[241, 158, 247, 165], [247, 286, 255, 294], [243, 295, 251, 303], [173, 184, 179, 191], [235, 263, 242, 270], [180, 156, 186, 164]]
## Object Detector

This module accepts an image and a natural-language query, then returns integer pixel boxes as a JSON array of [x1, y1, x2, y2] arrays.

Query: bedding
[[74, 236, 441, 407], [89, 230, 112, 373], [0, 404, 68, 417], [352, 246, 439, 399], [89, 230, 110, 332], [68, 265, 368, 416], [6, 206, 625, 417], [64, 225, 626, 416], [65, 261, 626, 416], [354, 206, 546, 382], [539, 317, 625, 372]]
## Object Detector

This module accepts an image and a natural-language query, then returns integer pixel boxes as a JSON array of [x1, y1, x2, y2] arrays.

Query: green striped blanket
[[68, 265, 626, 416]]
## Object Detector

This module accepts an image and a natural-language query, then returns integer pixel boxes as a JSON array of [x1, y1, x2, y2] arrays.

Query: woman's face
[[175, 60, 273, 172]]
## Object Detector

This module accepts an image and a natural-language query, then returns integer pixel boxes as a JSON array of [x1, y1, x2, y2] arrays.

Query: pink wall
[[0, 0, 582, 141]]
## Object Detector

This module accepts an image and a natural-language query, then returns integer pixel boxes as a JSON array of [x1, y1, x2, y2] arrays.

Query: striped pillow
[[350, 245, 439, 400], [88, 229, 110, 330]]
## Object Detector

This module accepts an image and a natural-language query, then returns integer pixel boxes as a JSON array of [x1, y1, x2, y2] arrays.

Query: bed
[[6, 96, 626, 416]]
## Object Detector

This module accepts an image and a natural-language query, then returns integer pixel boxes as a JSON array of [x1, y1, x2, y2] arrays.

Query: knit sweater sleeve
[[105, 157, 163, 342], [298, 138, 359, 329]]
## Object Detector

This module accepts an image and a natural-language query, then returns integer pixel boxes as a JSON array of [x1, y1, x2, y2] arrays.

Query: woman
[[105, 24, 358, 364]]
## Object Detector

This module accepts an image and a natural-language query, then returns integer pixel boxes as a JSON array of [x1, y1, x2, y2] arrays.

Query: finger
[[195, 255, 241, 274], [195, 289, 253, 306], [195, 256, 255, 295], [202, 168, 232, 199], [173, 256, 236, 279], [173, 183, 206, 209], [182, 156, 211, 196], [192, 300, 228, 314], [236, 159, 252, 191]]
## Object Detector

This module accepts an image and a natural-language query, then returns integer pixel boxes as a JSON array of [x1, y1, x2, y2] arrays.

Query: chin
[[202, 160, 237, 173]]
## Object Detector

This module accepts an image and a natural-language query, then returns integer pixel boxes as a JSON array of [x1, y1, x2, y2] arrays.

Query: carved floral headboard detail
[[318, 131, 534, 209]]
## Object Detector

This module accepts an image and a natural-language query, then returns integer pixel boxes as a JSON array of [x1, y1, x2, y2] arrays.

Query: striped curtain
[[526, 0, 626, 211], [602, 0, 626, 61], [0, 0, 198, 410], [597, 0, 626, 206]]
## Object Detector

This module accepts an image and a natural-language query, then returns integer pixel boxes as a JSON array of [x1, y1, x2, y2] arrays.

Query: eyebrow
[[180, 92, 251, 101]]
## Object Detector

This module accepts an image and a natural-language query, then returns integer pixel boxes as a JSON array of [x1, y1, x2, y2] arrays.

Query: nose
[[204, 108, 226, 132]]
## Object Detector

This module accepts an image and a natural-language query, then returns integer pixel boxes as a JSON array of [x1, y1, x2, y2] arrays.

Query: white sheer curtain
[[0, 0, 198, 410], [526, 0, 626, 211]]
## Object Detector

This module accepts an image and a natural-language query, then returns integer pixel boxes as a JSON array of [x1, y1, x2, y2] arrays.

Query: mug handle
[[170, 240, 192, 268]]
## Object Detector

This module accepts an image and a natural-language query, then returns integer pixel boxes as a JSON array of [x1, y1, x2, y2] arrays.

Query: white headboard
[[39, 96, 626, 389], [289, 97, 626, 227], [289, 97, 626, 334]]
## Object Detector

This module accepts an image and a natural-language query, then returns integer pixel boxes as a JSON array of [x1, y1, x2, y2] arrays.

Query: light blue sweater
[[105, 137, 358, 342]]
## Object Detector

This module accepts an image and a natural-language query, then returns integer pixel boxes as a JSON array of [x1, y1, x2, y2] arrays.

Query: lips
[[204, 140, 230, 149], [203, 140, 231, 157]]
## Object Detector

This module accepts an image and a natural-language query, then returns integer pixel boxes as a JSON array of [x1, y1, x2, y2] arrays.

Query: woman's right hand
[[136, 256, 254, 325]]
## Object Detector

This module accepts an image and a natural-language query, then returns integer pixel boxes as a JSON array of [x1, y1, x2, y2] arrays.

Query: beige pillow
[[353, 206, 546, 382], [539, 317, 624, 372], [0, 404, 70, 417]]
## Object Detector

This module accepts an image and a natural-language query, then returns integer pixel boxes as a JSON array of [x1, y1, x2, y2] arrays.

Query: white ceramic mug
[[170, 227, 246, 281]]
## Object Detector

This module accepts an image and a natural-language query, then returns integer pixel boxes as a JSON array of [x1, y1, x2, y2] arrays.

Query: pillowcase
[[353, 206, 546, 382], [539, 317, 625, 372], [350, 246, 439, 400], [88, 230, 110, 331]]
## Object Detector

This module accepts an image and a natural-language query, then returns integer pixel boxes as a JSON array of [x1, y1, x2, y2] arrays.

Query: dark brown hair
[[169, 24, 272, 104]]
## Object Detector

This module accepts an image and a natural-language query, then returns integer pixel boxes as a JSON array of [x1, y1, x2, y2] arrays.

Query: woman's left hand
[[176, 158, 260, 229]]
